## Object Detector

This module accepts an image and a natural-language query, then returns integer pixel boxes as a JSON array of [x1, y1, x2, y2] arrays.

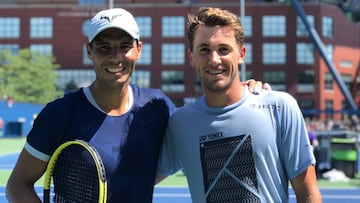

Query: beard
[[201, 75, 235, 93], [196, 65, 238, 93]]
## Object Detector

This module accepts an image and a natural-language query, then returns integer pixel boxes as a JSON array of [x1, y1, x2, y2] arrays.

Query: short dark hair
[[187, 7, 245, 51]]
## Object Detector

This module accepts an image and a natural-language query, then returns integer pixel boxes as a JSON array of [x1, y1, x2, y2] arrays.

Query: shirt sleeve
[[26, 95, 73, 160], [157, 124, 182, 176], [278, 92, 316, 179]]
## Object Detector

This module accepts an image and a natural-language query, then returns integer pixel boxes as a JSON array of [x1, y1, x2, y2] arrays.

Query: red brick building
[[0, 0, 359, 120]]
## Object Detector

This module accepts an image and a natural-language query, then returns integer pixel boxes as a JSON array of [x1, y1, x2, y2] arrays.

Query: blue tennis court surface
[[0, 186, 360, 203], [0, 153, 18, 170], [0, 186, 192, 203]]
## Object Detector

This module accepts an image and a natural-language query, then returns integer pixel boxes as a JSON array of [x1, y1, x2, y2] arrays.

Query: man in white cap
[[7, 8, 177, 203], [6, 8, 268, 203]]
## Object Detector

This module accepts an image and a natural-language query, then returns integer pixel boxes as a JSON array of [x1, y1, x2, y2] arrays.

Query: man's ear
[[136, 40, 143, 59], [238, 46, 246, 64], [86, 43, 92, 58], [188, 49, 194, 67]]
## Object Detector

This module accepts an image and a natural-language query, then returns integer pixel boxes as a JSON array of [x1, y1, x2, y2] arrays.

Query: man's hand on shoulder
[[243, 79, 272, 95]]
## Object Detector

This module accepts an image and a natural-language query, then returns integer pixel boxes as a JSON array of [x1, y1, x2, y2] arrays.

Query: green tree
[[0, 48, 63, 104]]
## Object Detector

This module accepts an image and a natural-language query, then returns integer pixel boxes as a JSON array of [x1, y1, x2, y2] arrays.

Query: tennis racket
[[43, 140, 107, 203]]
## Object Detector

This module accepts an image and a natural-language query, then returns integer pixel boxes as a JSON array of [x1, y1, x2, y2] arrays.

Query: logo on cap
[[100, 14, 122, 23], [87, 8, 140, 43]]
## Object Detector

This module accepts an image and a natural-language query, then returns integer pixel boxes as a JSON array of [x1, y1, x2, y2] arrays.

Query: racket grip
[[43, 189, 50, 203]]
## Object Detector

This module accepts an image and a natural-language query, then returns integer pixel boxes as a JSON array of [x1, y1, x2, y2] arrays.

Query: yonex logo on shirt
[[199, 132, 223, 143]]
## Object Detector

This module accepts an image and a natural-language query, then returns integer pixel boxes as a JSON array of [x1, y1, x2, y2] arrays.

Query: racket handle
[[43, 189, 50, 203]]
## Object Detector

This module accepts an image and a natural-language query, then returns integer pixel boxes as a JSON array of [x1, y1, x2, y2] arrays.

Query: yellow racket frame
[[43, 140, 107, 203]]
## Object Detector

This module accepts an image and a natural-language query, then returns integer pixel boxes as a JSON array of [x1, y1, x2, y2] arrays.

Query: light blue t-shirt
[[158, 89, 315, 203]]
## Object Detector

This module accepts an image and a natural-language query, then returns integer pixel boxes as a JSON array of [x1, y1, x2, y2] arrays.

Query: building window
[[298, 99, 314, 109], [240, 16, 252, 37], [262, 43, 286, 64], [325, 44, 333, 62], [137, 43, 151, 65], [162, 16, 185, 38], [325, 100, 334, 110], [297, 70, 314, 92], [131, 70, 151, 88], [296, 43, 314, 64], [161, 70, 184, 93], [341, 74, 352, 90], [325, 100, 334, 117], [83, 44, 92, 65], [78, 0, 105, 6], [298, 99, 315, 115], [0, 17, 20, 38], [263, 71, 286, 91], [322, 16, 333, 38], [0, 44, 19, 54], [30, 44, 52, 55], [82, 20, 91, 39], [339, 60, 352, 68], [342, 100, 351, 113], [30, 17, 53, 39], [56, 70, 95, 91], [296, 15, 314, 37], [161, 43, 185, 65], [324, 72, 333, 90], [245, 70, 253, 81], [136, 17, 152, 38], [262, 16, 286, 37], [245, 43, 252, 64]]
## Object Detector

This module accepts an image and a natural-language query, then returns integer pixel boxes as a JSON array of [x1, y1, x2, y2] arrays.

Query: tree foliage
[[0, 48, 63, 104]]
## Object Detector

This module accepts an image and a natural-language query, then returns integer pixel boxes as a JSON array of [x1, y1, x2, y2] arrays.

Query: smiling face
[[86, 28, 142, 90], [189, 25, 245, 94]]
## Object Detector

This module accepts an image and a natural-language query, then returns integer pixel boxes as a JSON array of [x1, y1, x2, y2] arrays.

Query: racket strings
[[52, 146, 100, 203]]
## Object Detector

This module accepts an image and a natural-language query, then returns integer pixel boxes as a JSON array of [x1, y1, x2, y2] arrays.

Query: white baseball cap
[[87, 8, 140, 43]]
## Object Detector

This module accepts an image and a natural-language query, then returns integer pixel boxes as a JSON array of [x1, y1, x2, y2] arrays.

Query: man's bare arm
[[6, 149, 48, 203], [291, 165, 322, 203]]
